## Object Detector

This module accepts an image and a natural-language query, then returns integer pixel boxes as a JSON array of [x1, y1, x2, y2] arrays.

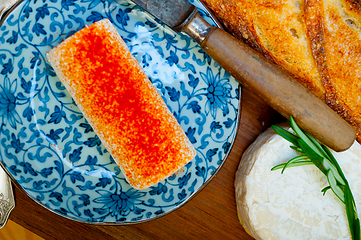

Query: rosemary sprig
[[271, 116, 360, 240]]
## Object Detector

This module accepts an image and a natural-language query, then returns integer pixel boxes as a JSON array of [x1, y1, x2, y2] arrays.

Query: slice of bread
[[47, 19, 196, 190], [202, 0, 325, 100], [304, 0, 361, 142]]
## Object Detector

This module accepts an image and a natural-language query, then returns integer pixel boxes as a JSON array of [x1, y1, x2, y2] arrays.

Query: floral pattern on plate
[[0, 0, 240, 223]]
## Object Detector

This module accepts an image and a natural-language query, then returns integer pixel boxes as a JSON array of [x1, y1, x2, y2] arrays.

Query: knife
[[126, 0, 355, 152], [0, 0, 21, 24], [0, 165, 15, 229]]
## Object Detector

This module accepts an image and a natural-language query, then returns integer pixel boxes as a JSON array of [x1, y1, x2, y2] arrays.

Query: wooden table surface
[[8, 88, 285, 240]]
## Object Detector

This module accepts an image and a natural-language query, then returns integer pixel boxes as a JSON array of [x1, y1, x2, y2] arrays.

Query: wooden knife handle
[[180, 11, 355, 152]]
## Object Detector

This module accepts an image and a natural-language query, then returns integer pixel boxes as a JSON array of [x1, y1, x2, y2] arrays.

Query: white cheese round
[[235, 123, 361, 240]]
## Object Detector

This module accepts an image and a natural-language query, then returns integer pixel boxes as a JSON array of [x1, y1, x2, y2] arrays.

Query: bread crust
[[203, 0, 361, 143], [202, 0, 325, 100], [304, 0, 361, 142]]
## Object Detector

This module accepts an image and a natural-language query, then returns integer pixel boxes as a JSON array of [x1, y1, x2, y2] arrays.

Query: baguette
[[203, 0, 361, 143], [202, 0, 325, 100], [304, 0, 361, 142], [47, 19, 196, 190]]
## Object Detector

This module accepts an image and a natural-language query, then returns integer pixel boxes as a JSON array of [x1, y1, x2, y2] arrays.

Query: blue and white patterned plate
[[0, 0, 240, 224]]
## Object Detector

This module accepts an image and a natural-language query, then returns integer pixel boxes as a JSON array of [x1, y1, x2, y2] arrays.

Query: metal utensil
[[0, 0, 21, 22], [126, 0, 355, 152], [0, 166, 15, 229]]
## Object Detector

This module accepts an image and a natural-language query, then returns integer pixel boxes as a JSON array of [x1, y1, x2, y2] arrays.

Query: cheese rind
[[235, 122, 361, 239], [47, 19, 196, 190]]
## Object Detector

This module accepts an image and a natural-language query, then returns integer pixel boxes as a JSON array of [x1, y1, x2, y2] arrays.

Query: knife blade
[[125, 0, 356, 151], [130, 0, 195, 29]]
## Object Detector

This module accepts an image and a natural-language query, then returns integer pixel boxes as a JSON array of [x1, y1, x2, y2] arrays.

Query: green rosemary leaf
[[301, 132, 345, 183], [271, 160, 313, 171], [298, 138, 327, 175], [327, 170, 345, 203], [323, 158, 346, 186], [354, 218, 360, 240], [290, 145, 304, 153], [345, 185, 354, 238], [304, 132, 329, 159], [289, 117, 325, 157], [271, 125, 300, 147], [345, 185, 360, 240], [321, 186, 331, 195], [322, 145, 349, 184], [281, 155, 310, 173]]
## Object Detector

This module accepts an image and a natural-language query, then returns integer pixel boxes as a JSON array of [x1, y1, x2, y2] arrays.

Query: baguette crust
[[47, 19, 196, 190], [305, 0, 361, 142], [202, 0, 325, 100], [204, 0, 361, 143]]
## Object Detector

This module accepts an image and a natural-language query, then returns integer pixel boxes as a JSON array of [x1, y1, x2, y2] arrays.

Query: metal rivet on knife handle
[[175, 10, 213, 43]]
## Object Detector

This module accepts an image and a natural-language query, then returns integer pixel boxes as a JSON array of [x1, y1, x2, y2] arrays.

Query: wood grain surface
[[7, 88, 285, 240], [0, 220, 44, 240]]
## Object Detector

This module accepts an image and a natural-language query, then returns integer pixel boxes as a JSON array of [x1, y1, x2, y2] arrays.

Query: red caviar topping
[[48, 20, 195, 189]]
